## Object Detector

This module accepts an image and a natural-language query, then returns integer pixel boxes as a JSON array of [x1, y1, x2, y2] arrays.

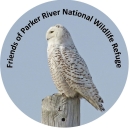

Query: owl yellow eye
[[50, 31, 54, 33]]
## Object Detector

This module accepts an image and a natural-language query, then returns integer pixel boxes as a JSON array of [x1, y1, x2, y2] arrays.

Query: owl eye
[[50, 31, 54, 33]]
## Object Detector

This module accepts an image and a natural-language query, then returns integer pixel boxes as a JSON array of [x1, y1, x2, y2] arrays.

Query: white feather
[[46, 24, 105, 111]]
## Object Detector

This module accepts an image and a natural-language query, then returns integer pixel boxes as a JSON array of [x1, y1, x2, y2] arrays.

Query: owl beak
[[47, 37, 50, 40], [47, 36, 53, 41]]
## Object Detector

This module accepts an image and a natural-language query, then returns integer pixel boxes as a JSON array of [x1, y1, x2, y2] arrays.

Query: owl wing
[[59, 46, 105, 111]]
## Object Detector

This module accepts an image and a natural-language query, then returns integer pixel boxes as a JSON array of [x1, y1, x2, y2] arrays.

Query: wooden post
[[41, 93, 80, 127]]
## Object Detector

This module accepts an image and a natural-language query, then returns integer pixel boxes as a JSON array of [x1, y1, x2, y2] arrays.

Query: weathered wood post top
[[41, 93, 80, 127]]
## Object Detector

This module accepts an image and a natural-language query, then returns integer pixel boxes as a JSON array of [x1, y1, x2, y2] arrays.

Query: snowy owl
[[46, 24, 105, 111]]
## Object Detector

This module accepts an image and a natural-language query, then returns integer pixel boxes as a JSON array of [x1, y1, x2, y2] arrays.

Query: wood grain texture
[[41, 93, 80, 127]]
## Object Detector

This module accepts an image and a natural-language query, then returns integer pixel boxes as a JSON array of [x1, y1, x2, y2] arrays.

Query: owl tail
[[75, 87, 105, 111]]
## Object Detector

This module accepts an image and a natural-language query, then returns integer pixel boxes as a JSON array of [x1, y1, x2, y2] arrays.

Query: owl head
[[46, 24, 71, 42]]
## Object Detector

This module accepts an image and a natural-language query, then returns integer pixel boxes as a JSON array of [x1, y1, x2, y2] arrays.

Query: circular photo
[[0, 0, 128, 127]]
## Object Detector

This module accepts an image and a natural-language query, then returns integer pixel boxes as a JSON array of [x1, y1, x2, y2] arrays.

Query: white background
[[0, 0, 129, 129]]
